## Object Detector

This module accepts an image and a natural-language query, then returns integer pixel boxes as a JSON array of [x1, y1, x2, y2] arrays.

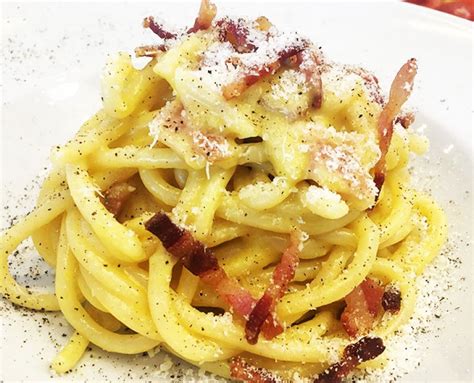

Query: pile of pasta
[[0, 1, 447, 382]]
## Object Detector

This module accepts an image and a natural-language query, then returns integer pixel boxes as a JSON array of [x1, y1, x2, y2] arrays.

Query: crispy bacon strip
[[230, 338, 385, 383], [146, 213, 219, 273], [221, 37, 323, 110], [217, 17, 324, 104], [217, 18, 257, 53], [395, 111, 415, 129], [222, 43, 308, 99], [143, 16, 177, 40], [200, 268, 256, 316], [134, 44, 167, 58], [382, 286, 402, 312], [340, 278, 384, 338], [145, 212, 282, 338], [361, 278, 384, 315], [245, 234, 300, 344], [260, 315, 284, 340], [188, 0, 217, 33], [373, 58, 418, 192], [314, 337, 385, 383], [230, 357, 279, 383], [102, 182, 136, 217], [223, 61, 280, 99]]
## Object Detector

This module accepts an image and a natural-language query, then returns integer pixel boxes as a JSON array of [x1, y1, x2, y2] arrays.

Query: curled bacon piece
[[146, 212, 218, 273], [216, 16, 324, 105], [230, 357, 279, 383], [220, 27, 323, 110], [395, 111, 415, 129], [188, 0, 217, 33], [102, 182, 136, 217], [145, 212, 282, 339], [143, 16, 177, 40], [230, 338, 385, 383], [134, 44, 167, 58], [340, 278, 384, 338], [314, 337, 385, 383], [223, 61, 280, 99], [373, 58, 418, 192], [222, 43, 309, 99], [217, 18, 257, 53], [382, 286, 402, 312], [245, 234, 300, 344]]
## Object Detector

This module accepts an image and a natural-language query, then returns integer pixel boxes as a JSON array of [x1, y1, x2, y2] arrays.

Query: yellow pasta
[[0, 1, 447, 381]]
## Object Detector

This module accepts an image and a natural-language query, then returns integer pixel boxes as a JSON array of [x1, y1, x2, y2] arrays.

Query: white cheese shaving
[[148, 100, 174, 147], [191, 130, 232, 159], [297, 231, 309, 251]]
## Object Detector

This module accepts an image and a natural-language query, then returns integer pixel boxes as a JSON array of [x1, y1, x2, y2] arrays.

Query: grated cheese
[[322, 65, 361, 99], [306, 184, 342, 204], [270, 69, 308, 100], [199, 18, 312, 88], [357, 237, 466, 382]]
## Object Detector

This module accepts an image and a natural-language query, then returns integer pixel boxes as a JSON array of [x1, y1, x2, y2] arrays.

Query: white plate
[[1, 1, 472, 382]]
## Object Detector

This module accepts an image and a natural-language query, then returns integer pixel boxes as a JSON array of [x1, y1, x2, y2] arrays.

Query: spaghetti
[[0, 1, 447, 381]]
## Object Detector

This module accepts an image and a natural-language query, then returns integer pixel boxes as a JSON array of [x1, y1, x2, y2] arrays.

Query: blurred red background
[[404, 0, 473, 20]]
